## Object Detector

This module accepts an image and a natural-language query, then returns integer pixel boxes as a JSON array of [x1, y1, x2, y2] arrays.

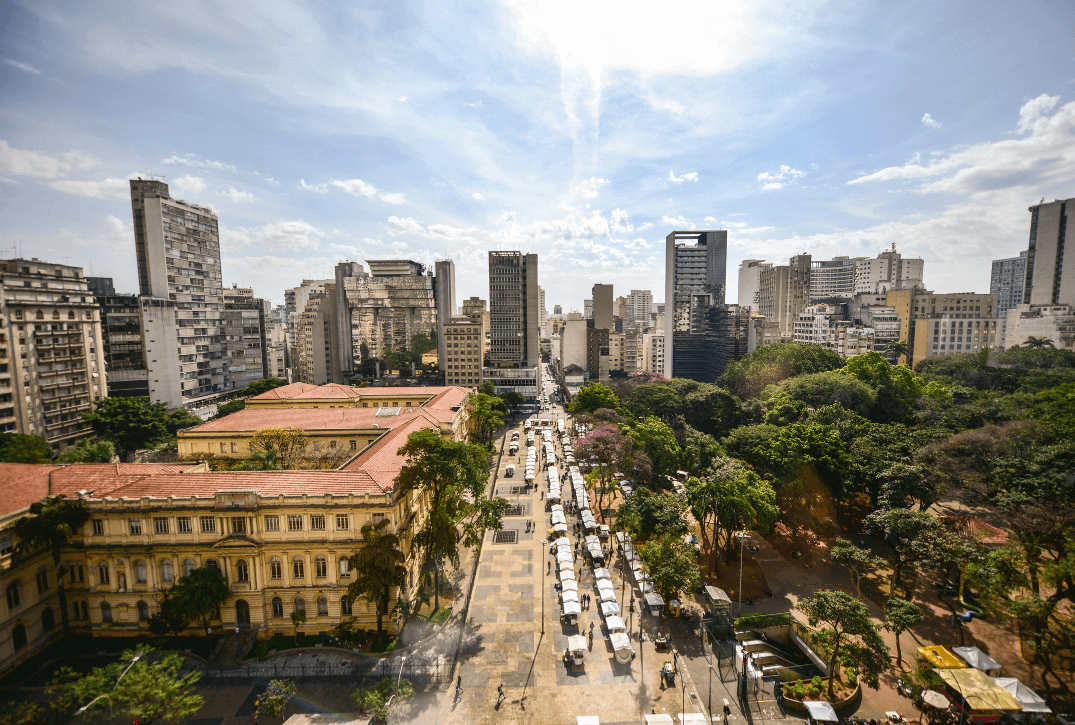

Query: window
[[231, 517, 247, 534], [231, 443, 238, 453], [287, 515, 303, 531], [205, 558, 218, 570], [350, 440, 357, 450], [176, 516, 192, 533], [80, 601, 89, 621], [97, 562, 110, 585], [91, 520, 104, 536], [101, 602, 112, 623], [372, 513, 386, 526], [292, 557, 305, 580], [341, 596, 352, 615], [137, 601, 150, 622], [336, 514, 349, 530], [36, 568, 49, 593], [294, 596, 305, 614], [161, 559, 173, 582], [154, 517, 169, 535], [72, 601, 82, 621], [134, 560, 147, 584], [200, 516, 216, 533], [315, 556, 327, 578], [6, 582, 19, 610], [269, 558, 282, 579], [329, 440, 336, 449], [12, 624, 26, 650], [128, 519, 142, 535], [220, 443, 227, 453], [42, 607, 55, 631], [264, 515, 279, 532], [310, 514, 325, 531], [236, 559, 249, 582], [183, 559, 196, 576], [272, 597, 283, 617], [317, 596, 328, 616], [339, 557, 350, 577]]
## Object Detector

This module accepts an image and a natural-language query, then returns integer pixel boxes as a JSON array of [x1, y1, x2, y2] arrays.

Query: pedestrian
[[457, 675, 463, 693], [548, 561, 551, 575], [497, 683, 505, 705]]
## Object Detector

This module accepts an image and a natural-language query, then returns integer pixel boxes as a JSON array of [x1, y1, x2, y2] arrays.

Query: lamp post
[[75, 652, 143, 721], [736, 532, 750, 616]]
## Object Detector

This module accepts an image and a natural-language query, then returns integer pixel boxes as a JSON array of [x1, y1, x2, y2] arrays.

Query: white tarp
[[992, 678, 1051, 713], [562, 601, 581, 616], [560, 569, 576, 581], [803, 701, 839, 723], [598, 588, 617, 603], [561, 590, 579, 603], [597, 580, 616, 593], [560, 579, 578, 592], [593, 568, 611, 580], [953, 646, 1002, 672], [601, 601, 621, 617], [567, 634, 587, 653], [605, 615, 626, 633], [611, 632, 633, 663]]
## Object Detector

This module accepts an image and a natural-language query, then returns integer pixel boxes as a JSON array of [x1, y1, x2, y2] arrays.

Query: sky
[[1, 0, 1073, 312]]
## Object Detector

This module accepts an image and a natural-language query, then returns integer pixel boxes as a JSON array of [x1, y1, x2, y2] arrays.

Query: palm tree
[[885, 339, 910, 361], [8, 494, 90, 641], [172, 566, 230, 655], [347, 518, 407, 641], [1024, 336, 1055, 349]]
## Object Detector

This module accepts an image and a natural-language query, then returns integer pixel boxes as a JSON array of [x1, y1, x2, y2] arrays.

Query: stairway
[[210, 627, 258, 666]]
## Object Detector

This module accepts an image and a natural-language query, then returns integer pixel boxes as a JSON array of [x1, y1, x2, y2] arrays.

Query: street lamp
[[736, 532, 750, 616], [75, 651, 143, 721]]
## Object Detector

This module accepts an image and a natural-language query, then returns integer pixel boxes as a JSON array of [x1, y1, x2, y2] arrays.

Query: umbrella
[[921, 690, 951, 710]]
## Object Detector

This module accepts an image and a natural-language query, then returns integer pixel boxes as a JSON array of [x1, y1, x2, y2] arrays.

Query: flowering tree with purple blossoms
[[577, 423, 632, 518]]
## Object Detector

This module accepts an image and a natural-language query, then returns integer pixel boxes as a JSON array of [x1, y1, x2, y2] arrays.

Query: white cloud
[[762, 181, 784, 190], [848, 94, 1075, 193], [161, 154, 238, 173], [472, 192, 484, 200], [704, 216, 717, 223], [572, 177, 609, 198], [668, 170, 699, 184], [921, 113, 942, 129], [5, 59, 42, 75], [330, 178, 378, 198], [171, 175, 206, 198], [221, 187, 256, 203], [610, 208, 633, 233], [48, 176, 132, 200], [379, 192, 407, 205], [623, 238, 652, 250], [222, 220, 325, 253], [384, 216, 426, 236], [464, 100, 484, 108], [757, 164, 805, 190], [0, 140, 100, 179], [662, 215, 695, 229], [300, 179, 328, 193]]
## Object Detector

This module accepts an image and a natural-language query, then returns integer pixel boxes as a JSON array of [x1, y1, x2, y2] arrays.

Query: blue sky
[[1, 0, 1073, 311]]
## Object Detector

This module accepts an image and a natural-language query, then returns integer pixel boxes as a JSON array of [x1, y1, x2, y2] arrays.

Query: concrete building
[[264, 318, 287, 379], [130, 179, 253, 407], [748, 313, 782, 352], [592, 284, 614, 330], [586, 327, 610, 381], [583, 299, 593, 319], [901, 291, 1001, 364], [792, 303, 845, 345], [1004, 304, 1075, 351], [756, 254, 812, 341], [559, 313, 588, 374], [442, 316, 483, 387], [433, 259, 457, 382], [539, 286, 548, 338], [854, 245, 924, 294], [294, 285, 341, 385], [833, 326, 876, 357], [553, 304, 562, 315], [1023, 197, 1075, 307], [484, 252, 540, 398], [811, 257, 866, 301], [461, 296, 490, 359], [665, 229, 746, 382], [333, 262, 366, 380], [991, 252, 1027, 317], [285, 279, 333, 380], [737, 260, 772, 309], [625, 290, 653, 329], [642, 331, 665, 374], [0, 260, 107, 448], [622, 327, 643, 373], [223, 286, 268, 388]]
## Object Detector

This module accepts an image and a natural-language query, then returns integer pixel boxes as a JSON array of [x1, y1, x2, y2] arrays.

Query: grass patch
[[368, 636, 398, 653], [245, 634, 325, 659], [412, 607, 452, 626]]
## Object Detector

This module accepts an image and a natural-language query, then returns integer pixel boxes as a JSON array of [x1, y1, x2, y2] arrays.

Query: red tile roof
[[248, 382, 468, 403], [288, 383, 359, 399], [248, 382, 320, 400], [185, 406, 393, 433]]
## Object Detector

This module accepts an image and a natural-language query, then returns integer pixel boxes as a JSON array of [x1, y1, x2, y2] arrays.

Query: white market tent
[[562, 601, 581, 616], [597, 580, 616, 594], [560, 569, 576, 581], [644, 716, 674, 724], [593, 568, 611, 580], [605, 615, 626, 633], [803, 701, 840, 723], [611, 631, 634, 663], [953, 646, 1002, 673], [598, 588, 617, 603], [577, 717, 601, 725], [560, 579, 578, 592], [561, 590, 579, 604], [601, 601, 621, 617], [567, 634, 588, 654], [992, 678, 1051, 713], [556, 551, 573, 564]]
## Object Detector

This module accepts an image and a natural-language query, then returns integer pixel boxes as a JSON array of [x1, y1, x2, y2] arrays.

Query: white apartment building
[[811, 257, 866, 300], [642, 331, 665, 374], [854, 245, 924, 294], [1004, 304, 1075, 351], [737, 260, 772, 309], [626, 290, 653, 328]]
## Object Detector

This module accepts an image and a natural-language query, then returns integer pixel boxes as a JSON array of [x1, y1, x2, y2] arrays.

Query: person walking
[[497, 683, 505, 706]]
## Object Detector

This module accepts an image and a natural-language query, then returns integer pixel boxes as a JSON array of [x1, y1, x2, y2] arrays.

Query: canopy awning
[[606, 615, 626, 632], [936, 668, 1023, 713], [562, 601, 581, 616], [556, 551, 572, 564], [991, 678, 1050, 713], [601, 601, 621, 617], [644, 715, 674, 724], [803, 700, 840, 722], [567, 634, 587, 652], [597, 580, 615, 593], [561, 590, 579, 603], [560, 569, 576, 581], [952, 646, 1002, 673], [560, 579, 578, 592], [611, 631, 633, 653], [593, 568, 611, 580], [918, 645, 967, 670], [552, 523, 568, 533], [598, 589, 617, 603]]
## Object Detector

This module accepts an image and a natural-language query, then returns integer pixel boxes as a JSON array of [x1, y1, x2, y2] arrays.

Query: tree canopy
[[798, 590, 889, 697], [58, 437, 115, 463], [569, 381, 623, 415], [0, 432, 53, 463], [81, 397, 170, 460], [347, 518, 407, 637], [722, 343, 845, 398]]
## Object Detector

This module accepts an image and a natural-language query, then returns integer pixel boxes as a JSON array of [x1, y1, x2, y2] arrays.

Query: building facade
[[737, 260, 771, 310], [1023, 197, 1074, 307], [854, 245, 924, 295], [990, 252, 1027, 317], [1004, 304, 1075, 351], [484, 252, 540, 398], [756, 254, 811, 341], [223, 286, 268, 388], [442, 317, 483, 388], [810, 257, 865, 301]]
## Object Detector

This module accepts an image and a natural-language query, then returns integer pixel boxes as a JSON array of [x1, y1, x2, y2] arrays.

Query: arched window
[[5, 582, 20, 610], [35, 311, 44, 320], [100, 602, 112, 623], [314, 556, 327, 578], [35, 567, 49, 593], [317, 596, 328, 616], [12, 624, 26, 650], [51, 310, 60, 320], [338, 557, 350, 577], [292, 557, 304, 580], [205, 558, 218, 569], [294, 597, 305, 614], [269, 558, 282, 580], [235, 559, 249, 582], [272, 597, 284, 618], [183, 559, 196, 576], [134, 560, 147, 584], [137, 601, 150, 621], [97, 561, 110, 585], [161, 559, 173, 583], [81, 601, 89, 621], [67, 311, 75, 319], [42, 607, 55, 631], [340, 596, 352, 616]]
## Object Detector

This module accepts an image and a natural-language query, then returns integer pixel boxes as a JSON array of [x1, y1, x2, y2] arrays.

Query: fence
[[187, 656, 450, 687]]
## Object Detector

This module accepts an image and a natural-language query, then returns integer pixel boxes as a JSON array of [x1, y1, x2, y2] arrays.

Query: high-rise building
[[625, 290, 653, 328], [1022, 198, 1074, 306], [130, 179, 258, 406], [737, 260, 772, 309], [854, 245, 924, 294], [886, 289, 1001, 365], [442, 316, 483, 388], [553, 304, 563, 316], [433, 259, 457, 379], [485, 251, 540, 398], [990, 252, 1027, 317], [583, 299, 593, 319], [539, 286, 548, 337], [0, 260, 107, 448], [810, 257, 866, 301], [223, 286, 268, 386], [264, 318, 287, 379], [285, 279, 333, 381], [334, 262, 366, 379], [1005, 304, 1075, 351], [559, 312, 588, 374], [665, 229, 744, 382], [756, 254, 812, 341], [642, 331, 665, 374], [461, 296, 490, 359], [592, 284, 614, 330], [294, 285, 341, 385]]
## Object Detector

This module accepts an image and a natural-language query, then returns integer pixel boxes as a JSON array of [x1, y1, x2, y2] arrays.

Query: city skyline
[[2, 1, 1074, 311]]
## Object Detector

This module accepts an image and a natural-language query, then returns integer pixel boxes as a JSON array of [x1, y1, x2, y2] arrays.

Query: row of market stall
[[916, 645, 1051, 721]]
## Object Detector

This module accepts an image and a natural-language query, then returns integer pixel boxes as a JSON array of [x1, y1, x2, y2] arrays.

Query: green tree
[[624, 382, 684, 420], [748, 423, 851, 495], [347, 518, 407, 639], [722, 342, 845, 398], [840, 352, 925, 422], [569, 381, 623, 415], [883, 597, 924, 666], [618, 488, 691, 541], [863, 509, 944, 595], [877, 462, 937, 510], [164, 408, 203, 435], [625, 416, 682, 481], [147, 587, 190, 641], [762, 397, 808, 426], [764, 371, 877, 420], [172, 566, 229, 654], [478, 380, 496, 396], [831, 538, 884, 594], [352, 676, 415, 723], [1032, 382, 1075, 434], [242, 377, 289, 397], [467, 392, 506, 445], [885, 339, 910, 361], [798, 590, 890, 697], [57, 438, 115, 463], [81, 397, 169, 460], [1023, 336, 1055, 349], [255, 679, 298, 725], [577, 423, 632, 514], [0, 432, 52, 463], [395, 429, 508, 610], [8, 494, 89, 641], [64, 648, 202, 725], [290, 609, 306, 646], [685, 460, 778, 573], [213, 399, 246, 419], [247, 427, 309, 468], [640, 534, 701, 602]]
